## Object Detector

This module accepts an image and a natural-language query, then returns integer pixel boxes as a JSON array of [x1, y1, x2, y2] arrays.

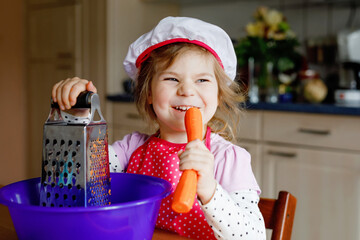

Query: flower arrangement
[[235, 6, 302, 89]]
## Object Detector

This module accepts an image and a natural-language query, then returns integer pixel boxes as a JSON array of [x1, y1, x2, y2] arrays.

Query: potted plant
[[235, 6, 302, 102]]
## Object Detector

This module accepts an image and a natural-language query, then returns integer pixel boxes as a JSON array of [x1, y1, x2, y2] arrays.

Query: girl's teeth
[[175, 106, 192, 111]]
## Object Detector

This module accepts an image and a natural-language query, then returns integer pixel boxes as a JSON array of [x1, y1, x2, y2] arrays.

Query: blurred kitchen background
[[1, 0, 360, 239]]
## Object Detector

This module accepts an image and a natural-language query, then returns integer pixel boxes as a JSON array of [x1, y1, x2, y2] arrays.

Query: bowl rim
[[0, 173, 172, 213]]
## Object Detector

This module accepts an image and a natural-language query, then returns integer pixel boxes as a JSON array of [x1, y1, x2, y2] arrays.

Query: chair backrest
[[259, 191, 297, 240]]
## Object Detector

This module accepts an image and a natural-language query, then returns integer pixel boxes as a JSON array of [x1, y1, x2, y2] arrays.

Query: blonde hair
[[134, 43, 245, 142]]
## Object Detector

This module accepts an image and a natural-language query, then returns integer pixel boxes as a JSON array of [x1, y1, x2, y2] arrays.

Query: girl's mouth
[[172, 106, 199, 112]]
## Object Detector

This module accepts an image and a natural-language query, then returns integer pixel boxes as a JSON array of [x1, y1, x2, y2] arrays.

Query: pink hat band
[[135, 38, 224, 69]]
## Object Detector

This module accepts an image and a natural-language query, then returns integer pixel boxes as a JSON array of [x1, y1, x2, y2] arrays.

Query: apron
[[126, 127, 216, 239]]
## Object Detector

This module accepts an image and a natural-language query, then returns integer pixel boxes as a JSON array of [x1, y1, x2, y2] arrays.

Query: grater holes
[[60, 139, 65, 146], [68, 140, 73, 146], [53, 139, 57, 145], [45, 139, 50, 145]]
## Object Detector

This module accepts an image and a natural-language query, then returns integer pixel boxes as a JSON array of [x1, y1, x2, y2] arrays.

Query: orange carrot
[[172, 107, 202, 213]]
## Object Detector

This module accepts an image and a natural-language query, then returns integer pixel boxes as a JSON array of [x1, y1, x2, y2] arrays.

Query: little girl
[[52, 16, 265, 240]]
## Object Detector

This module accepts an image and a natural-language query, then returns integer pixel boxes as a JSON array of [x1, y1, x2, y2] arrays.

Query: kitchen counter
[[107, 94, 360, 116], [245, 101, 360, 116]]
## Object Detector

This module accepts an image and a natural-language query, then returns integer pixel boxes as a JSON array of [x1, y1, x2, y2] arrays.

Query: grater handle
[[47, 91, 105, 123], [51, 91, 93, 109]]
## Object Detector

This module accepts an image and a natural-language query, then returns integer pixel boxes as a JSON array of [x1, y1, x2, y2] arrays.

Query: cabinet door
[[238, 141, 262, 186], [111, 103, 153, 142], [262, 144, 360, 240], [237, 110, 262, 141], [28, 5, 81, 60], [27, 62, 76, 178]]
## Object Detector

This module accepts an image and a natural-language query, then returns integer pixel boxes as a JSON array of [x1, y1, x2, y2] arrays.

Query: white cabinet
[[262, 144, 360, 240], [238, 111, 360, 240], [110, 102, 153, 142], [236, 110, 263, 184]]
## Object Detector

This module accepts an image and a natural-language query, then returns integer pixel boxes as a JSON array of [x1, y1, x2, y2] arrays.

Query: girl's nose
[[177, 82, 195, 96]]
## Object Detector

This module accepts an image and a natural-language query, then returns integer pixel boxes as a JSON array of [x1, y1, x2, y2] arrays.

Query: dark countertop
[[107, 94, 360, 116]]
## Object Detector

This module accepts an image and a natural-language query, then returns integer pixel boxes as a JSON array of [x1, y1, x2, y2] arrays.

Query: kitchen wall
[[106, 0, 179, 94], [180, 0, 360, 45], [0, 0, 26, 185]]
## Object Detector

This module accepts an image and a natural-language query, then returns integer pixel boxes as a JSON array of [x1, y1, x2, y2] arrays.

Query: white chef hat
[[123, 16, 237, 81]]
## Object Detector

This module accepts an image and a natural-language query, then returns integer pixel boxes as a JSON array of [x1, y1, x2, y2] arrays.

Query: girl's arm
[[199, 185, 266, 240], [199, 136, 266, 239]]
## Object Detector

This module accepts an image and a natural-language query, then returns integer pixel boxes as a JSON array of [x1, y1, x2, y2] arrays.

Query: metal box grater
[[40, 92, 111, 207]]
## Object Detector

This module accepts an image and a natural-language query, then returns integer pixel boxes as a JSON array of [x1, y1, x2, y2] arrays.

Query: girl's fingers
[[67, 79, 90, 106], [52, 77, 96, 111], [61, 78, 81, 109], [86, 81, 97, 93], [53, 77, 87, 110], [52, 80, 63, 102], [56, 79, 67, 110], [179, 149, 213, 169]]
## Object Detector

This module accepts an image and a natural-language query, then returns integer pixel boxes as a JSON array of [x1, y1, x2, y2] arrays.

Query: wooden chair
[[259, 191, 297, 240]]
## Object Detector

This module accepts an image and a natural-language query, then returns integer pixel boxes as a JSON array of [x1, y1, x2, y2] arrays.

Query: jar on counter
[[299, 69, 328, 103]]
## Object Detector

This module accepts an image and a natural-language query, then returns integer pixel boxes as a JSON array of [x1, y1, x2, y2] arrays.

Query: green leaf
[[277, 57, 295, 72]]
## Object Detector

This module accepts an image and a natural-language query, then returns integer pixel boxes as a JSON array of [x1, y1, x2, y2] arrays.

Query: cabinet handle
[[298, 128, 330, 135], [267, 150, 297, 158], [126, 113, 141, 120]]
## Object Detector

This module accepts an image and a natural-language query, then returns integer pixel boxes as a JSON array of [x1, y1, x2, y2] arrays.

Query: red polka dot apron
[[126, 127, 216, 239]]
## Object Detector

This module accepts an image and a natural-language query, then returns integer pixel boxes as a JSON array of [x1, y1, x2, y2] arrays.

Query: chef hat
[[123, 16, 237, 81]]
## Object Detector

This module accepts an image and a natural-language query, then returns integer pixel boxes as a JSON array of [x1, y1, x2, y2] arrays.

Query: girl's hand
[[51, 77, 97, 116], [178, 139, 216, 205]]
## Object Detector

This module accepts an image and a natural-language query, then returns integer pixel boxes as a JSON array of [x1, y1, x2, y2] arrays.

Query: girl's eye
[[164, 78, 178, 82], [197, 79, 209, 83]]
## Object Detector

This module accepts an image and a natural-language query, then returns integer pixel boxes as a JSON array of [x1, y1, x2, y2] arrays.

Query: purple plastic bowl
[[0, 173, 172, 240]]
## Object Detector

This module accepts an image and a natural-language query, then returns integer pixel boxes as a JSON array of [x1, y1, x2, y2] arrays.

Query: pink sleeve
[[212, 135, 261, 195], [111, 132, 150, 171]]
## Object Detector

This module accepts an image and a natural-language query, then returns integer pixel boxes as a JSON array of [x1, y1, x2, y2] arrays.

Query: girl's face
[[148, 50, 218, 138]]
